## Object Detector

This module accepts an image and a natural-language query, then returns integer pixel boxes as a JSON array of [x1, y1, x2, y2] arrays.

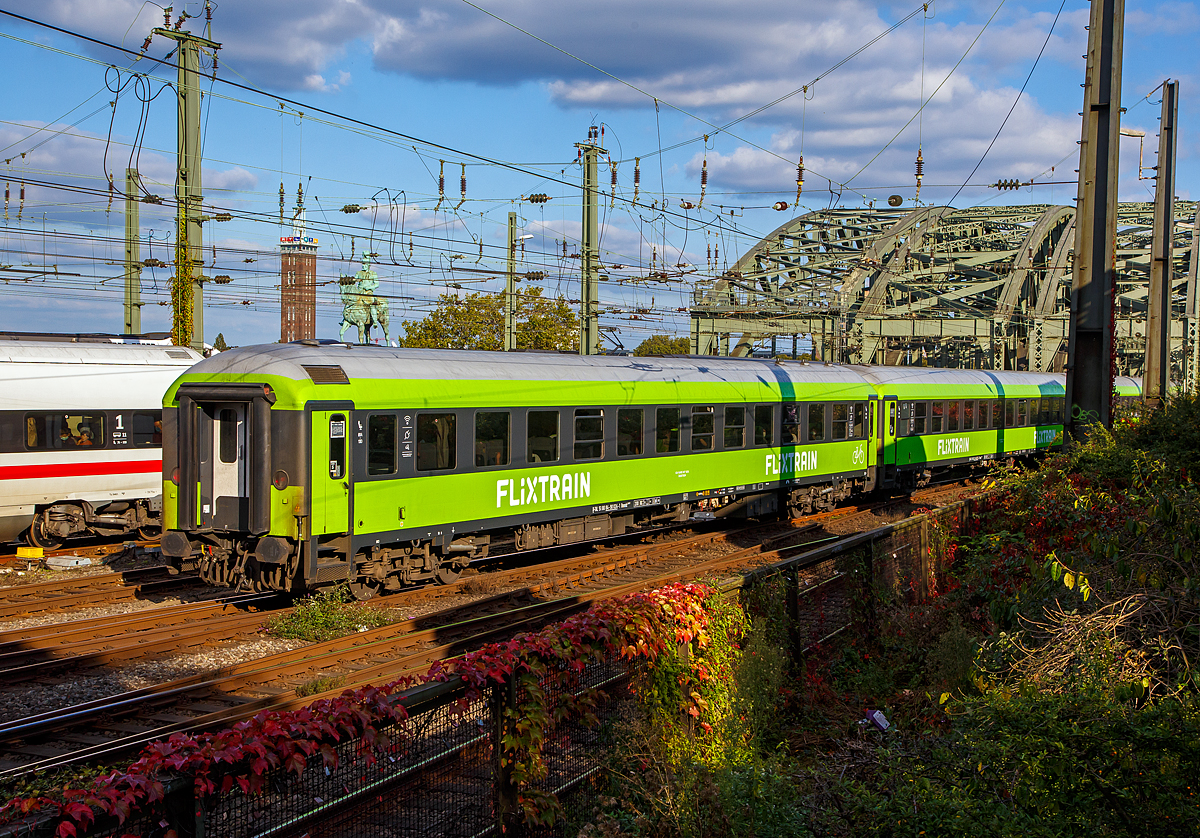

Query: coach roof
[[183, 343, 875, 388]]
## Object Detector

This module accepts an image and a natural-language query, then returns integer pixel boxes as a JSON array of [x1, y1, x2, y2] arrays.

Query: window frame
[[474, 410, 511, 469], [617, 408, 644, 457], [723, 405, 746, 449], [415, 412, 457, 472], [690, 405, 715, 452], [526, 409, 560, 464], [573, 408, 605, 461], [367, 413, 398, 476]]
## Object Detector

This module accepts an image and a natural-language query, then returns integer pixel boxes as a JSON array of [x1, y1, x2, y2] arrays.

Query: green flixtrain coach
[[158, 343, 1103, 596]]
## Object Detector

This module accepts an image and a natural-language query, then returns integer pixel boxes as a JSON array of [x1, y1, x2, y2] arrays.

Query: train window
[[416, 413, 456, 471], [724, 406, 746, 448], [474, 412, 510, 467], [1018, 400, 1027, 425], [656, 408, 681, 453], [992, 400, 1004, 429], [527, 410, 559, 463], [617, 409, 643, 456], [574, 409, 604, 460], [808, 403, 825, 442], [853, 402, 866, 439], [931, 402, 944, 434], [692, 406, 714, 451], [329, 414, 347, 479], [754, 405, 774, 446], [1054, 398, 1064, 423], [219, 409, 239, 463], [947, 401, 960, 432], [964, 401, 975, 431], [832, 404, 848, 440], [24, 413, 107, 450], [912, 403, 927, 435], [368, 414, 398, 475], [1004, 400, 1015, 428], [130, 412, 161, 447], [888, 402, 895, 437], [899, 402, 911, 435], [782, 404, 801, 444]]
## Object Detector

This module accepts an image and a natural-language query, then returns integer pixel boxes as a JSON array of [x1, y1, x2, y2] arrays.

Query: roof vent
[[166, 349, 193, 359], [302, 364, 350, 384]]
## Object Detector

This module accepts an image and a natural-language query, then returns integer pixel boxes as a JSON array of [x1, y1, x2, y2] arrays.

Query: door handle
[[342, 481, 349, 492]]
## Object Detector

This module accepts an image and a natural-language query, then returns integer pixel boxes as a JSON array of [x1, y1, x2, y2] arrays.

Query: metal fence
[[15, 497, 980, 838]]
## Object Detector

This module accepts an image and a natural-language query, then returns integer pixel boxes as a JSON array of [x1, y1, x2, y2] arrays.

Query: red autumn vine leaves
[[0, 581, 718, 837]]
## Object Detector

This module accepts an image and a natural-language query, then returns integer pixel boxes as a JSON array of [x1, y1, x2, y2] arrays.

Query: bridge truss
[[690, 202, 1200, 386]]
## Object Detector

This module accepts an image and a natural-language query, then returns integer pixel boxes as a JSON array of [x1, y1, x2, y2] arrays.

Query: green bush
[[265, 585, 389, 642]]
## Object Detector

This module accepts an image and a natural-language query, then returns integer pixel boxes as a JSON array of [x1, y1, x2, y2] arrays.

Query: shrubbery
[[585, 395, 1200, 838]]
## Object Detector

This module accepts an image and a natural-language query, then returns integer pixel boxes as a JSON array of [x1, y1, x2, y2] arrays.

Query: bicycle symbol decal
[[852, 444, 865, 464]]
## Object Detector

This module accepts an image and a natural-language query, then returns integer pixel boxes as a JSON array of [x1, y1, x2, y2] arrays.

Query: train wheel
[[348, 578, 381, 601], [137, 525, 161, 541], [26, 520, 63, 551], [435, 564, 462, 585]]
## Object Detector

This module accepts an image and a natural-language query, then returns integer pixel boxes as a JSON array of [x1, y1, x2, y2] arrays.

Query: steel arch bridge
[[690, 202, 1200, 384]]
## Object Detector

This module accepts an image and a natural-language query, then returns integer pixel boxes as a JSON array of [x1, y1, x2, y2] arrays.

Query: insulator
[[3, 182, 7, 221], [408, 232, 414, 259], [562, 240, 568, 257], [714, 244, 718, 265], [915, 148, 924, 182], [456, 163, 467, 210], [279, 183, 285, 224], [611, 164, 617, 188], [796, 157, 805, 202], [600, 124, 605, 144], [18, 182, 23, 221], [679, 200, 695, 210], [699, 158, 708, 208], [341, 204, 362, 214], [141, 35, 152, 52], [633, 157, 641, 204], [435, 160, 445, 211], [163, 6, 172, 26], [773, 201, 789, 211]]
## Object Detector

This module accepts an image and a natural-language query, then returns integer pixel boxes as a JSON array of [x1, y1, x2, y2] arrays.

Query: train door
[[879, 397, 898, 488], [197, 403, 249, 531], [311, 410, 350, 536], [211, 404, 247, 528]]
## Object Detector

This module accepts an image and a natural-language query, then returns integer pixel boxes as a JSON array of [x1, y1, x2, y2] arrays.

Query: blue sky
[[0, 0, 1195, 349]]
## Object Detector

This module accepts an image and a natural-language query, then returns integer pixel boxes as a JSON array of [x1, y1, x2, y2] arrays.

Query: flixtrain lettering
[[937, 438, 970, 456], [765, 450, 818, 476], [496, 472, 591, 508]]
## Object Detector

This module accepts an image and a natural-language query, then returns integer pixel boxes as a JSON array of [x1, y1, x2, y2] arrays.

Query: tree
[[399, 287, 579, 351], [213, 333, 229, 352], [633, 334, 690, 356]]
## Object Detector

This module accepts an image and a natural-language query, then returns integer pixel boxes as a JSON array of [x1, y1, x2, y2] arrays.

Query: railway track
[[0, 566, 200, 622], [0, 486, 975, 686], [0, 516, 852, 778], [0, 484, 979, 777]]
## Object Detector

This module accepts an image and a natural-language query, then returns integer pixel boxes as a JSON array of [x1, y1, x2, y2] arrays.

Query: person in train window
[[58, 427, 76, 447], [77, 429, 95, 446]]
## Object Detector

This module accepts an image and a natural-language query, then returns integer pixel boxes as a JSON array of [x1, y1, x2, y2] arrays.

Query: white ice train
[[0, 336, 201, 547]]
